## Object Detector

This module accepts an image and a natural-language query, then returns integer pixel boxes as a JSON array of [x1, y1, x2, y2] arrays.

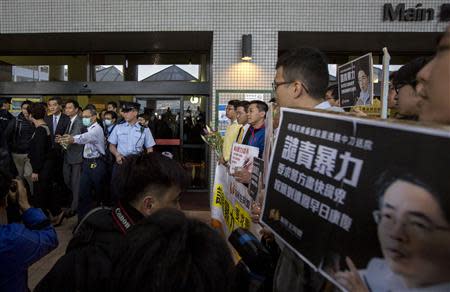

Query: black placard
[[249, 157, 264, 201], [262, 108, 450, 279]]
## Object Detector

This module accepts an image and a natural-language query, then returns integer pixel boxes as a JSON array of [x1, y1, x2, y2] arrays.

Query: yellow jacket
[[222, 120, 241, 161]]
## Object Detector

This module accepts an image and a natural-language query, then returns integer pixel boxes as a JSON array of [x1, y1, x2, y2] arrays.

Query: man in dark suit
[[44, 96, 71, 209], [45, 97, 70, 149], [0, 97, 15, 174], [59, 99, 85, 217]]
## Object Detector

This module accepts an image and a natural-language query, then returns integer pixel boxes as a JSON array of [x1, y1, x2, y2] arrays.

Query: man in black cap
[[392, 57, 429, 121], [108, 101, 156, 202]]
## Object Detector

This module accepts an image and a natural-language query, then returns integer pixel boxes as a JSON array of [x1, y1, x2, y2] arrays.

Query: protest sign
[[211, 143, 261, 238], [249, 157, 264, 201], [229, 143, 260, 175], [338, 53, 374, 108], [261, 108, 450, 290]]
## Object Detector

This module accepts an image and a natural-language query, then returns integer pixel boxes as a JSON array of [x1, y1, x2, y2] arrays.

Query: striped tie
[[236, 126, 244, 144]]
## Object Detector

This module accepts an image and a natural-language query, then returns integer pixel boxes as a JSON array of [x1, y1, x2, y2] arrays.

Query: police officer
[[108, 102, 156, 200]]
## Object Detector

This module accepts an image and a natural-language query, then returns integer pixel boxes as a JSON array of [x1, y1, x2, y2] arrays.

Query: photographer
[[35, 152, 189, 292], [0, 171, 58, 292]]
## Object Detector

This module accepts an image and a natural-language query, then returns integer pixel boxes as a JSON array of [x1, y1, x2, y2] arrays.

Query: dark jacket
[[0, 109, 16, 175], [0, 109, 14, 150], [5, 113, 35, 154], [64, 116, 85, 165], [29, 125, 52, 177], [44, 113, 70, 151], [0, 208, 58, 292], [0, 109, 14, 137], [35, 201, 143, 292]]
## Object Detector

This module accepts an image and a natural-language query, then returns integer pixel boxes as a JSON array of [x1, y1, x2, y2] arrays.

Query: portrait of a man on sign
[[338, 53, 374, 108]]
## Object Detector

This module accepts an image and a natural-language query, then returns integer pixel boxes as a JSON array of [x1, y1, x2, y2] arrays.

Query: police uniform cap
[[120, 101, 140, 112]]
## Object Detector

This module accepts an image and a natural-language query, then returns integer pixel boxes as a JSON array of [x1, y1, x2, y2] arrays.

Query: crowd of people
[[217, 25, 450, 292], [0, 24, 449, 292]]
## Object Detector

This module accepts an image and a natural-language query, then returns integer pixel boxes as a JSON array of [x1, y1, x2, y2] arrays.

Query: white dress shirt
[[73, 122, 105, 159]]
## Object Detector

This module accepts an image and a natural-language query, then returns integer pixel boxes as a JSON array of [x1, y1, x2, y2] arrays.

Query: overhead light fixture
[[241, 34, 252, 61], [190, 96, 199, 104]]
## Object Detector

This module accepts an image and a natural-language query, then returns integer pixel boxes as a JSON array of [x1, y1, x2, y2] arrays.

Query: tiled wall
[[1, 0, 446, 93], [1, 0, 446, 189]]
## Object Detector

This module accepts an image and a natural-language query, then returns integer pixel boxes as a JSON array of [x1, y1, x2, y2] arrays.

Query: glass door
[[136, 95, 208, 190]]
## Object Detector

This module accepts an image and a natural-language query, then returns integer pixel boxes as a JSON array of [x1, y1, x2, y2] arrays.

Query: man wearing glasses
[[355, 68, 371, 106], [273, 49, 343, 112], [335, 170, 450, 291], [270, 48, 343, 292]]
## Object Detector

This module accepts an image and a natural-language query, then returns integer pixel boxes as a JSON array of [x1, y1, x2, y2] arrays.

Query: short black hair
[[392, 57, 429, 89], [112, 208, 235, 292], [227, 99, 240, 110], [375, 168, 450, 224], [356, 67, 369, 77], [107, 101, 118, 109], [65, 99, 80, 109], [21, 100, 33, 108], [138, 113, 150, 121], [249, 100, 268, 113], [276, 48, 329, 100], [48, 96, 63, 105], [84, 104, 97, 116], [116, 153, 190, 203], [326, 84, 339, 100], [389, 71, 397, 82], [0, 97, 11, 108], [236, 100, 250, 112], [104, 110, 118, 120], [28, 102, 46, 120]]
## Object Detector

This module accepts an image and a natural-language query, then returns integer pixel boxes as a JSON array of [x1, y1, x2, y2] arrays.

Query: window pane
[[138, 64, 200, 81]]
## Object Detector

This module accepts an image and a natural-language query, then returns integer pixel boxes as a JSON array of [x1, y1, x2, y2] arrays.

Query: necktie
[[53, 115, 58, 134], [237, 126, 244, 144], [67, 120, 73, 134]]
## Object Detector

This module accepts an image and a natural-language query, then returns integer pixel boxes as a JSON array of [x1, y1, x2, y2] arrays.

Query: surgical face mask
[[104, 119, 112, 127], [82, 118, 92, 127]]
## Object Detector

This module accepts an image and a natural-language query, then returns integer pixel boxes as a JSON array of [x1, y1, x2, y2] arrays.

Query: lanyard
[[108, 124, 117, 136], [250, 125, 265, 145]]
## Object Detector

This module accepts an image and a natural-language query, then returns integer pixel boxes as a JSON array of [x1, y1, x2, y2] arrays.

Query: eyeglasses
[[394, 80, 418, 94], [272, 80, 310, 94], [373, 210, 450, 238]]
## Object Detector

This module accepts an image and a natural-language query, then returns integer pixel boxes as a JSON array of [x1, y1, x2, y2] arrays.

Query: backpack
[[35, 204, 136, 292]]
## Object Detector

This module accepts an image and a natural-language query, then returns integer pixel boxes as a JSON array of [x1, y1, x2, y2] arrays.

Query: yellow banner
[[213, 183, 251, 232]]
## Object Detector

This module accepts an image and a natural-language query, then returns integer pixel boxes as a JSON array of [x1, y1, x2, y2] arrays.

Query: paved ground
[[28, 210, 210, 290]]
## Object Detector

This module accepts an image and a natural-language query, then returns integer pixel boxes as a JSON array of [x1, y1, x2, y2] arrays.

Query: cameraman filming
[[0, 170, 58, 292]]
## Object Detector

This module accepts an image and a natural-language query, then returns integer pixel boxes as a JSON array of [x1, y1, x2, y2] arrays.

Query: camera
[[228, 228, 273, 277]]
